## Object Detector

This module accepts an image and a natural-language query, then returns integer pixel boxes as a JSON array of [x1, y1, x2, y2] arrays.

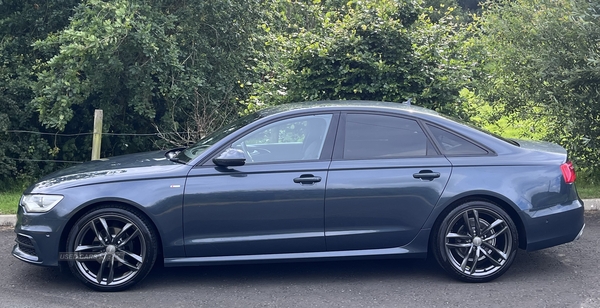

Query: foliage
[[477, 0, 600, 180], [410, 4, 475, 113], [0, 0, 480, 189], [1, 0, 265, 188], [247, 0, 473, 113], [0, 0, 81, 189], [6, 0, 600, 189], [32, 0, 262, 147], [458, 89, 551, 140]]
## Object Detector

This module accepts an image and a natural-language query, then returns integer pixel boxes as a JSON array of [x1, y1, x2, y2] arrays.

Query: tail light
[[560, 161, 576, 184]]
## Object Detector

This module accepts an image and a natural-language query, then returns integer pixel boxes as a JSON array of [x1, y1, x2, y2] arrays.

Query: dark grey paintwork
[[13, 101, 584, 269]]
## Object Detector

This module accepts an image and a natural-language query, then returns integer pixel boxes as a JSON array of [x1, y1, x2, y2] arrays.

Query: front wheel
[[66, 206, 158, 291], [433, 200, 518, 282]]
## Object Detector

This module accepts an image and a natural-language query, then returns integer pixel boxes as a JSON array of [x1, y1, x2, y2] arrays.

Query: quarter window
[[343, 114, 433, 159], [427, 125, 488, 155]]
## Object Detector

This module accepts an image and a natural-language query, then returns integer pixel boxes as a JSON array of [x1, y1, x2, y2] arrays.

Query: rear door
[[324, 112, 452, 251]]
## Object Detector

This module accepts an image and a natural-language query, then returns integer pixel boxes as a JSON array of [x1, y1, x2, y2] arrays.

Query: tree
[[477, 0, 600, 180], [32, 0, 264, 148], [247, 0, 473, 114], [0, 0, 81, 189], [1, 0, 266, 188], [1, 0, 479, 189]]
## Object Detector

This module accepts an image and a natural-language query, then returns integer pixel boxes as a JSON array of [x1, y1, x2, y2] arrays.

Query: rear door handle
[[413, 170, 440, 180], [293, 174, 322, 184]]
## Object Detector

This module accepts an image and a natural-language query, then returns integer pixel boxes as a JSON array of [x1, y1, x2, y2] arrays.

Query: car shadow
[[11, 250, 575, 293], [137, 248, 580, 291], [138, 257, 447, 290]]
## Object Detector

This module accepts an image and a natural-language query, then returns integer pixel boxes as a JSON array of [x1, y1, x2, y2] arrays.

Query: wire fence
[[2, 130, 189, 137], [5, 157, 84, 164], [1, 129, 185, 164]]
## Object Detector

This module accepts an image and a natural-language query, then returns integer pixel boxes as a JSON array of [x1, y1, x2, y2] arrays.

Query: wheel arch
[[59, 199, 164, 260], [430, 193, 527, 250]]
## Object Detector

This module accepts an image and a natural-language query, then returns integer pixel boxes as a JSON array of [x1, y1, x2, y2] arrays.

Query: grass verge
[[0, 191, 20, 215], [577, 183, 600, 199]]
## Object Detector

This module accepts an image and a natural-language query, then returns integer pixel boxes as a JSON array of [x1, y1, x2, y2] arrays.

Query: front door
[[183, 114, 336, 257]]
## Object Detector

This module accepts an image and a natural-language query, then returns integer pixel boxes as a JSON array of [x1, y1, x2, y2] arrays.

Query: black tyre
[[66, 205, 158, 291], [433, 200, 518, 282]]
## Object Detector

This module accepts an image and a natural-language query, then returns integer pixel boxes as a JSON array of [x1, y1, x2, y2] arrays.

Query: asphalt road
[[1, 212, 600, 308]]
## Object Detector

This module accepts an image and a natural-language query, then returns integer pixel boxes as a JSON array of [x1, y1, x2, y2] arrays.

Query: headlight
[[20, 194, 64, 213]]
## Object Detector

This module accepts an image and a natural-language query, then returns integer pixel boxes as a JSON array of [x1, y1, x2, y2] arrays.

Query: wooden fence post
[[91, 109, 103, 160]]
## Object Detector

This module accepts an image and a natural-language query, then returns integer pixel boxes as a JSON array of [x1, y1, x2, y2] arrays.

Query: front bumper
[[11, 206, 64, 267], [13, 233, 42, 264]]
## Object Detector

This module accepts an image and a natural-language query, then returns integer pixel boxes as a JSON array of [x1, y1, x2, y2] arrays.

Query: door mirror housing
[[213, 148, 246, 167]]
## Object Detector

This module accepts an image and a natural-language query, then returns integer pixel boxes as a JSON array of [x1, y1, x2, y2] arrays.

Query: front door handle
[[413, 170, 440, 180], [293, 174, 322, 184]]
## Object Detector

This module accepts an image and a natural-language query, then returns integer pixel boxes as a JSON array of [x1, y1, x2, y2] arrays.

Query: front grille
[[15, 234, 37, 256]]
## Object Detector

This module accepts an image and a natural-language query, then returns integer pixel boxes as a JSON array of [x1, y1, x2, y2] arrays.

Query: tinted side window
[[427, 125, 488, 155], [232, 114, 332, 163], [343, 114, 432, 159]]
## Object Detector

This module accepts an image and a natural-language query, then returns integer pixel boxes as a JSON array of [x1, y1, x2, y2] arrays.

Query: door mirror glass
[[213, 148, 246, 166]]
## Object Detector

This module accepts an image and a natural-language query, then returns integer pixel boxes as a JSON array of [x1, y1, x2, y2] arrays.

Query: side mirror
[[165, 147, 185, 159], [213, 148, 246, 167]]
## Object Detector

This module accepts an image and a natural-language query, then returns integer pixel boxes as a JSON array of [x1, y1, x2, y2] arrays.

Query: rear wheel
[[66, 206, 158, 291], [433, 200, 518, 282]]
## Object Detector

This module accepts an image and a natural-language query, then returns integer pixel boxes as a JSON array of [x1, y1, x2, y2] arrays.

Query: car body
[[13, 101, 585, 291]]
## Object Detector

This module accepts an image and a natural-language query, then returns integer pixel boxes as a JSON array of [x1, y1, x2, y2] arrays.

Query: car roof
[[256, 100, 441, 118], [253, 100, 525, 156]]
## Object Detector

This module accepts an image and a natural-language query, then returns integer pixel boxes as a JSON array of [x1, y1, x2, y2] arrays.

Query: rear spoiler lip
[[510, 139, 567, 156]]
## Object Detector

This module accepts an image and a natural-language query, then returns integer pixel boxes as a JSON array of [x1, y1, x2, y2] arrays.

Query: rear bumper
[[524, 199, 585, 251]]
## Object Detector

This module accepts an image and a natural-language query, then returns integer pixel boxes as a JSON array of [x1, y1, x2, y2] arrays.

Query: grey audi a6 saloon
[[13, 101, 585, 291]]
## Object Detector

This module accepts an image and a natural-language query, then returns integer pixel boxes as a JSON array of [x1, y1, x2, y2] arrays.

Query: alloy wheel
[[73, 214, 145, 286], [67, 206, 157, 291], [434, 201, 518, 282]]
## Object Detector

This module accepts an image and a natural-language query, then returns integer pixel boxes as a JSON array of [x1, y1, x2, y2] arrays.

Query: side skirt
[[164, 228, 432, 267]]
